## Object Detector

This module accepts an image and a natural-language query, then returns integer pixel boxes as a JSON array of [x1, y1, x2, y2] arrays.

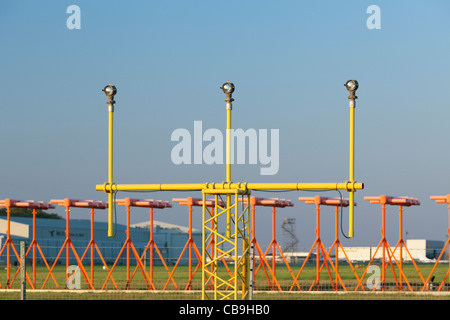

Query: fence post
[[249, 242, 254, 300], [20, 241, 26, 301]]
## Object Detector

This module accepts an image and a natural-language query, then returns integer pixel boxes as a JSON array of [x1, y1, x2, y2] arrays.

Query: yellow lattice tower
[[202, 190, 251, 300], [96, 80, 363, 300]]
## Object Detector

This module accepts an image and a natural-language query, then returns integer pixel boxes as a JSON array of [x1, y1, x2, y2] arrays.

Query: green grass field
[[1, 262, 449, 300]]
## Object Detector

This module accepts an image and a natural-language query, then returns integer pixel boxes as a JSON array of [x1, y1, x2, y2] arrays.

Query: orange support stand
[[299, 196, 360, 291], [290, 196, 347, 291], [389, 199, 425, 291], [0, 199, 21, 289], [169, 197, 212, 290], [20, 201, 58, 289], [42, 199, 94, 289], [356, 195, 420, 291], [128, 199, 173, 290], [422, 195, 450, 292], [240, 197, 295, 291], [0, 199, 55, 289], [102, 198, 168, 290], [74, 200, 119, 289]]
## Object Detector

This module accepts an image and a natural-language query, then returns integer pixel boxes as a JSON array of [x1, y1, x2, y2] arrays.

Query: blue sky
[[1, 1, 450, 248]]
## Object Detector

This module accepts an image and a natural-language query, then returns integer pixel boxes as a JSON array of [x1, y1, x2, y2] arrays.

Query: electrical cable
[[303, 188, 351, 239], [252, 187, 353, 239], [111, 187, 353, 239], [336, 189, 351, 239], [113, 190, 118, 238]]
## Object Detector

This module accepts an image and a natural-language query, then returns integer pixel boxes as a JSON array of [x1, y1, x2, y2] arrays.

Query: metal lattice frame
[[202, 190, 251, 300], [96, 80, 364, 299]]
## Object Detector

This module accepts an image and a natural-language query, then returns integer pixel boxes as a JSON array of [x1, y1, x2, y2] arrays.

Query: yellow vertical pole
[[108, 107, 114, 237], [349, 98, 355, 238], [226, 107, 232, 238], [201, 192, 206, 300], [241, 193, 250, 300], [102, 84, 117, 238], [344, 79, 358, 238], [226, 109, 231, 182], [215, 194, 219, 300], [233, 192, 238, 300], [222, 82, 234, 239]]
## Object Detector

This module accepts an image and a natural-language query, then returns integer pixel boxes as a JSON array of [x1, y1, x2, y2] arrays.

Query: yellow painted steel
[[349, 99, 355, 238], [226, 108, 232, 182], [97, 82, 364, 298], [97, 182, 363, 193], [202, 191, 251, 300], [108, 108, 114, 237], [226, 107, 232, 238]]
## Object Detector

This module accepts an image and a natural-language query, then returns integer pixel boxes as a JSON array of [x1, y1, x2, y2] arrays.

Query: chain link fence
[[0, 241, 449, 300]]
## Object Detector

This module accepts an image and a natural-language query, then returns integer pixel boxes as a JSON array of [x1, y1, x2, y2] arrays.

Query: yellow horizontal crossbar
[[97, 182, 363, 193], [203, 189, 249, 195]]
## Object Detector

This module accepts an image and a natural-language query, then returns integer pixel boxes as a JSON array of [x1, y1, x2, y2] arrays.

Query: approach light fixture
[[345, 79, 358, 100], [103, 84, 117, 97], [221, 82, 235, 95], [103, 84, 117, 108], [221, 82, 235, 106]]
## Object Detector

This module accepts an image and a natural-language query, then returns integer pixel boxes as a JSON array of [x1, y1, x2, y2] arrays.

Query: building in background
[[0, 217, 201, 266], [275, 239, 446, 265], [333, 239, 446, 263]]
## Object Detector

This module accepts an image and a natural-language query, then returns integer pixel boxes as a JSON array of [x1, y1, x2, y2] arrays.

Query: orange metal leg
[[42, 206, 93, 289], [250, 205, 275, 290], [163, 205, 202, 290], [257, 207, 296, 291], [130, 207, 177, 290], [104, 205, 153, 290], [0, 206, 34, 289], [355, 238, 383, 291], [422, 237, 450, 291], [79, 208, 118, 289], [422, 204, 450, 292], [355, 204, 408, 291], [389, 206, 425, 291], [290, 238, 317, 291], [102, 239, 128, 289], [0, 238, 21, 288], [308, 204, 338, 291], [328, 205, 361, 291]]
